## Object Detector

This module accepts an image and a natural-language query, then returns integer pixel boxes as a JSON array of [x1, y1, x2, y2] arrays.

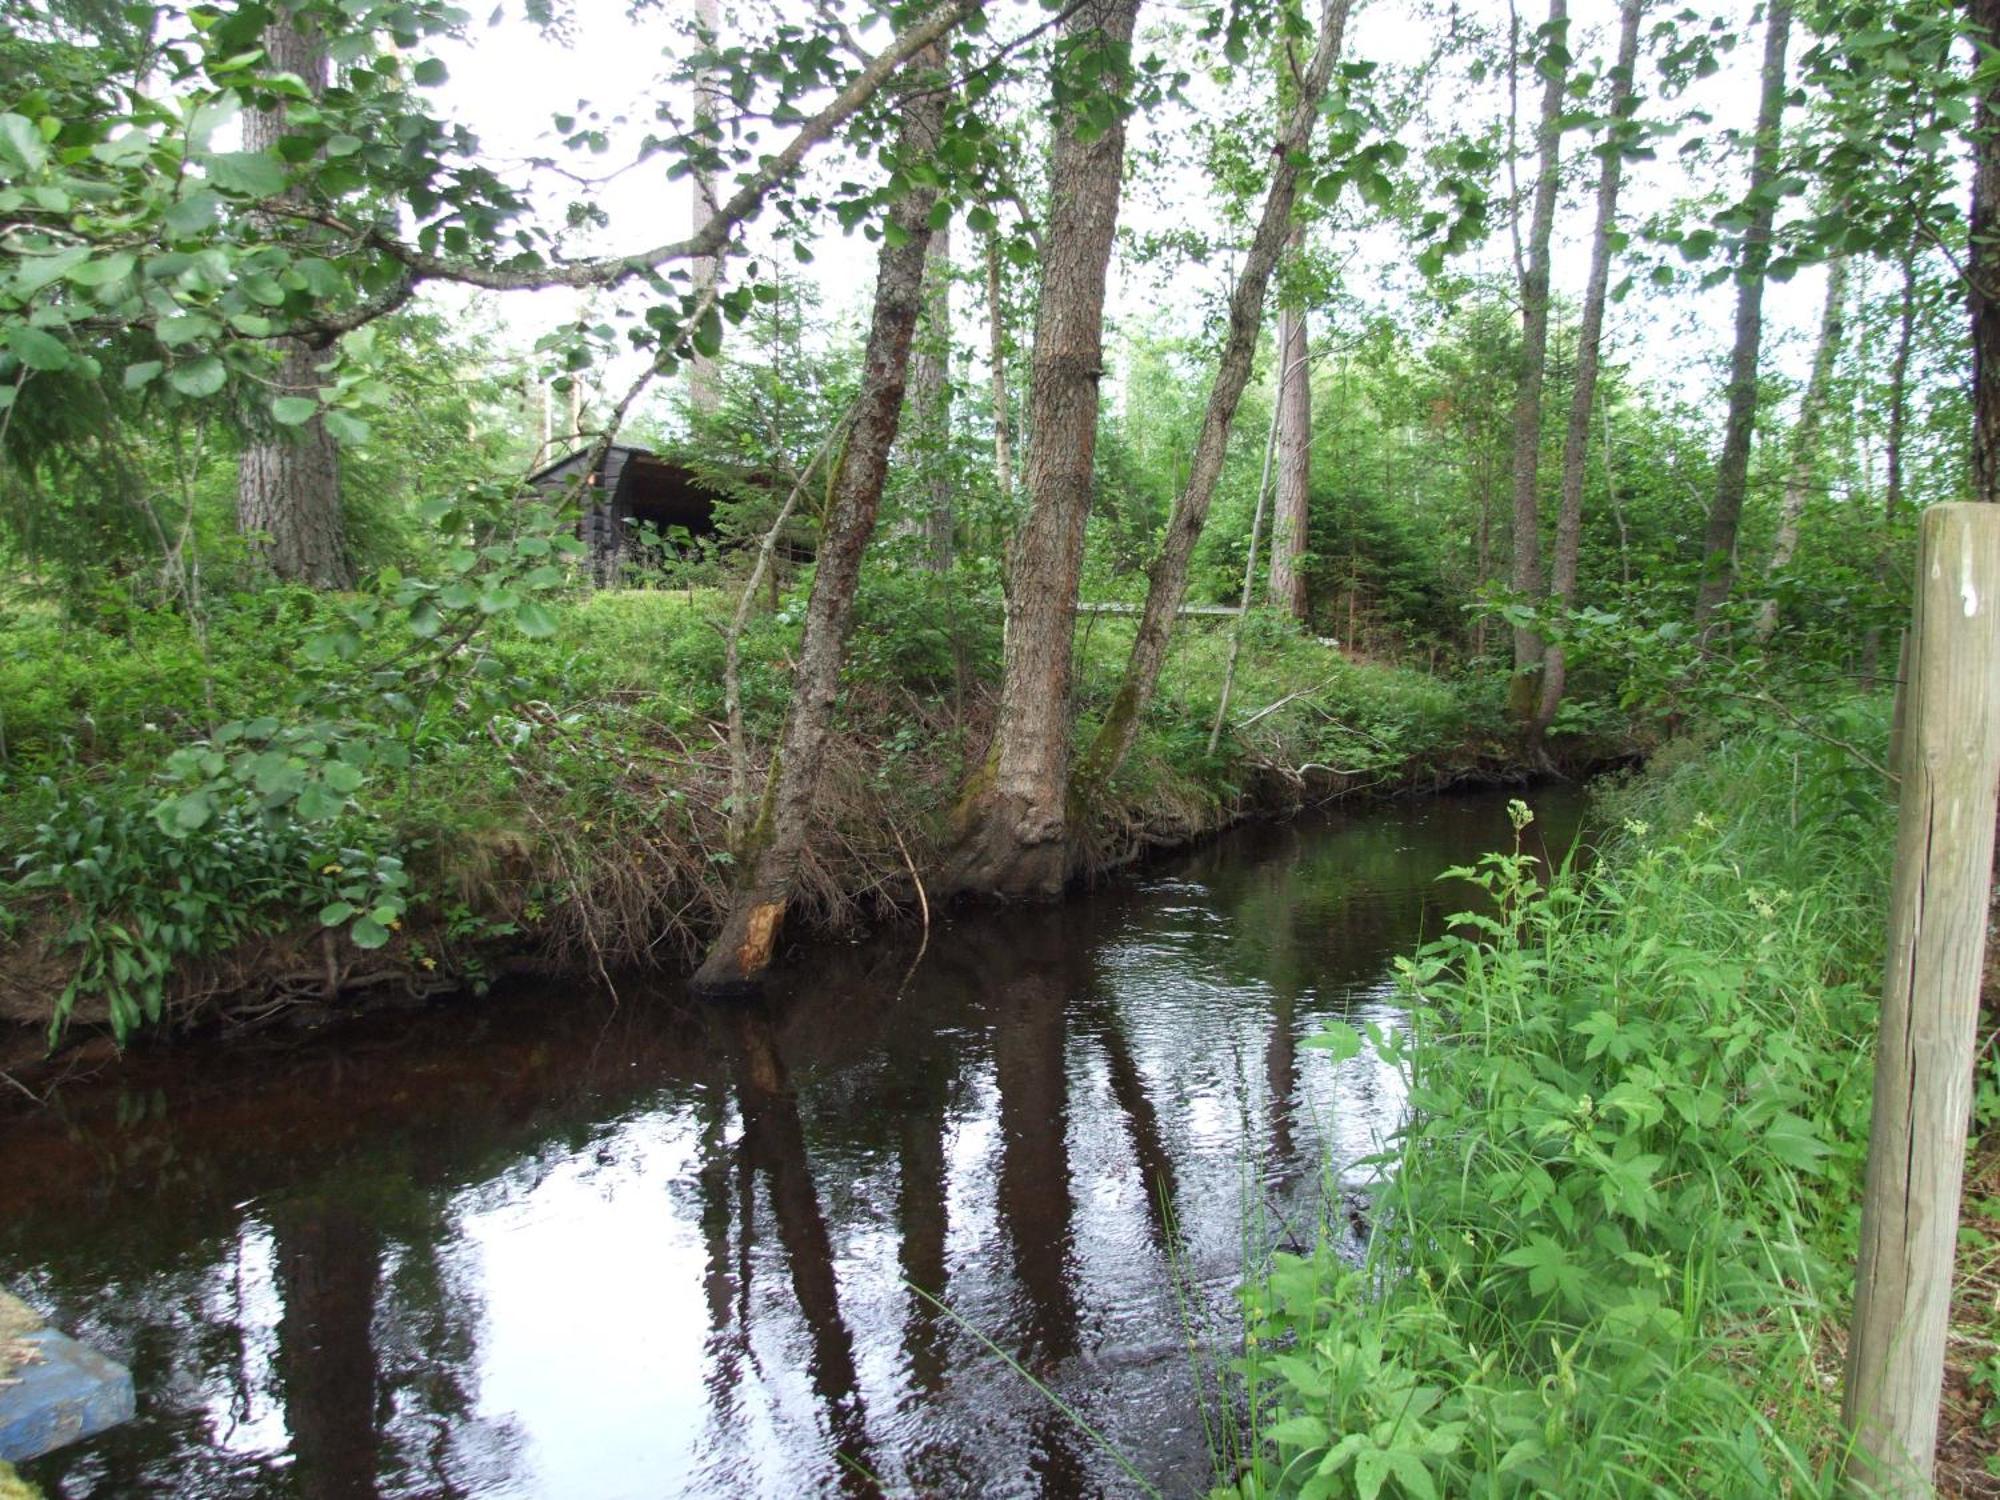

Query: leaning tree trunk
[[1692, 0, 1792, 626], [689, 45, 949, 996], [1505, 0, 1569, 720], [1754, 255, 1849, 640], [1268, 225, 1314, 620], [1529, 0, 1642, 752], [237, 8, 355, 590], [941, 0, 1142, 898], [1078, 0, 1352, 784]]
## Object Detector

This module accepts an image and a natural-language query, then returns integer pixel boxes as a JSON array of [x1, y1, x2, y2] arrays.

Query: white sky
[[420, 0, 1845, 438]]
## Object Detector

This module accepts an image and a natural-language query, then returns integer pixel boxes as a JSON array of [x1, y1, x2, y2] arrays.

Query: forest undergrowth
[[0, 573, 1567, 1050], [1220, 705, 2000, 1499]]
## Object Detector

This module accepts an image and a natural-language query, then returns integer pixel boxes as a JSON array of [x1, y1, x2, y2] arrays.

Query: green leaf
[[0, 113, 48, 174], [204, 149, 288, 198], [350, 915, 391, 949], [323, 761, 365, 794], [412, 57, 449, 86], [271, 395, 319, 425], [124, 360, 164, 389], [172, 792, 213, 831], [164, 190, 222, 237], [156, 313, 216, 346], [514, 601, 558, 638], [322, 409, 370, 445], [295, 781, 344, 820], [168, 355, 228, 397], [14, 245, 90, 294], [5, 325, 71, 371], [319, 900, 356, 926], [67, 250, 136, 289]]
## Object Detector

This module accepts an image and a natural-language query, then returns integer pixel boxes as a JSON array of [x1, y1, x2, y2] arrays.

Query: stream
[[2, 786, 1587, 1499]]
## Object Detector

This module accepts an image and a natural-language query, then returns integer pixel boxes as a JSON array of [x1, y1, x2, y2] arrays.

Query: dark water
[[4, 787, 1585, 1500]]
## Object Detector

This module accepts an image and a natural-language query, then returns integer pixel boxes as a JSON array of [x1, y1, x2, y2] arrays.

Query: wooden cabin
[[527, 444, 729, 582]]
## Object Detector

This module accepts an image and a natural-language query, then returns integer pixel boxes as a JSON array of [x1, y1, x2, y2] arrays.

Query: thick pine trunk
[[1529, 0, 1642, 750], [1077, 0, 1351, 783], [1692, 0, 1792, 626], [942, 0, 1141, 897], [689, 48, 947, 995], [1754, 255, 1849, 639], [1505, 0, 1568, 718], [1269, 229, 1314, 619], [237, 9, 354, 589]]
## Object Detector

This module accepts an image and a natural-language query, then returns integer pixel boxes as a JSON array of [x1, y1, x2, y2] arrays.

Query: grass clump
[[1224, 710, 1895, 1497]]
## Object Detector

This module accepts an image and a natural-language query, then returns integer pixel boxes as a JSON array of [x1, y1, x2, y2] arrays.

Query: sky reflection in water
[[4, 787, 1585, 1499]]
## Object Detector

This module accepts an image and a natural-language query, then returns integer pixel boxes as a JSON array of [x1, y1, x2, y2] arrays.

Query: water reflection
[[3, 787, 1585, 1499]]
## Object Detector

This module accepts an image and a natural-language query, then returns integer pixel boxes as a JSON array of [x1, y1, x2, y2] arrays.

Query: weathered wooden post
[[1842, 503, 2000, 1497]]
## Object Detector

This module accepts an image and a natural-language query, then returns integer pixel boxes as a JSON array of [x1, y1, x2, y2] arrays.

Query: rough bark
[[689, 0, 723, 415], [901, 225, 954, 570], [1504, 0, 1568, 715], [1973, 0, 2000, 504], [689, 47, 947, 996], [986, 233, 1015, 507], [1268, 229, 1314, 620], [1529, 0, 1642, 750], [1073, 0, 1349, 784], [236, 9, 355, 590], [1754, 255, 1849, 640], [1692, 0, 1793, 626], [941, 0, 1142, 897]]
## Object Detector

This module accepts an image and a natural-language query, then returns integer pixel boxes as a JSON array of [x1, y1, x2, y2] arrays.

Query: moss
[[0, 1461, 44, 1500]]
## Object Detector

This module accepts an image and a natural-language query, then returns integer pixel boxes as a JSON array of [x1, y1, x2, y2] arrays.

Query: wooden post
[[1842, 503, 2000, 1497]]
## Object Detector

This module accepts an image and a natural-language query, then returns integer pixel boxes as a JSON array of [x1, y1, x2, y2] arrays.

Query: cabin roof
[[529, 443, 731, 540]]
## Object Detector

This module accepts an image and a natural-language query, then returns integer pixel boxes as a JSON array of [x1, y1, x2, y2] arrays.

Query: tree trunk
[[1268, 230, 1314, 619], [986, 232, 1015, 508], [236, 8, 355, 590], [688, 0, 723, 415], [1973, 0, 2000, 503], [942, 0, 1142, 897], [1692, 0, 1793, 626], [1754, 255, 1849, 640], [902, 224, 954, 570], [690, 46, 948, 996], [1505, 0, 1568, 719], [1888, 251, 1916, 517], [1077, 0, 1351, 783], [1862, 252, 1919, 687], [1529, 0, 1641, 750]]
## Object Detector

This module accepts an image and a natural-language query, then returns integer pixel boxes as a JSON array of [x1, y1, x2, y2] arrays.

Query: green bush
[[1226, 711, 1892, 1497]]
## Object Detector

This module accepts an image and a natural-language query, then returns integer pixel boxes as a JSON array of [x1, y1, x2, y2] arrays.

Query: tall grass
[[1221, 711, 1894, 1498]]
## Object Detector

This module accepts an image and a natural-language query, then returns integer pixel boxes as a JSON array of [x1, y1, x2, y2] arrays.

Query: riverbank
[[1226, 705, 2000, 1498], [0, 580, 1615, 1053]]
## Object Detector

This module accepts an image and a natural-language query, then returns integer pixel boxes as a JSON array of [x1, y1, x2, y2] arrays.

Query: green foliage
[[1223, 715, 1894, 1496], [2, 771, 404, 1043]]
